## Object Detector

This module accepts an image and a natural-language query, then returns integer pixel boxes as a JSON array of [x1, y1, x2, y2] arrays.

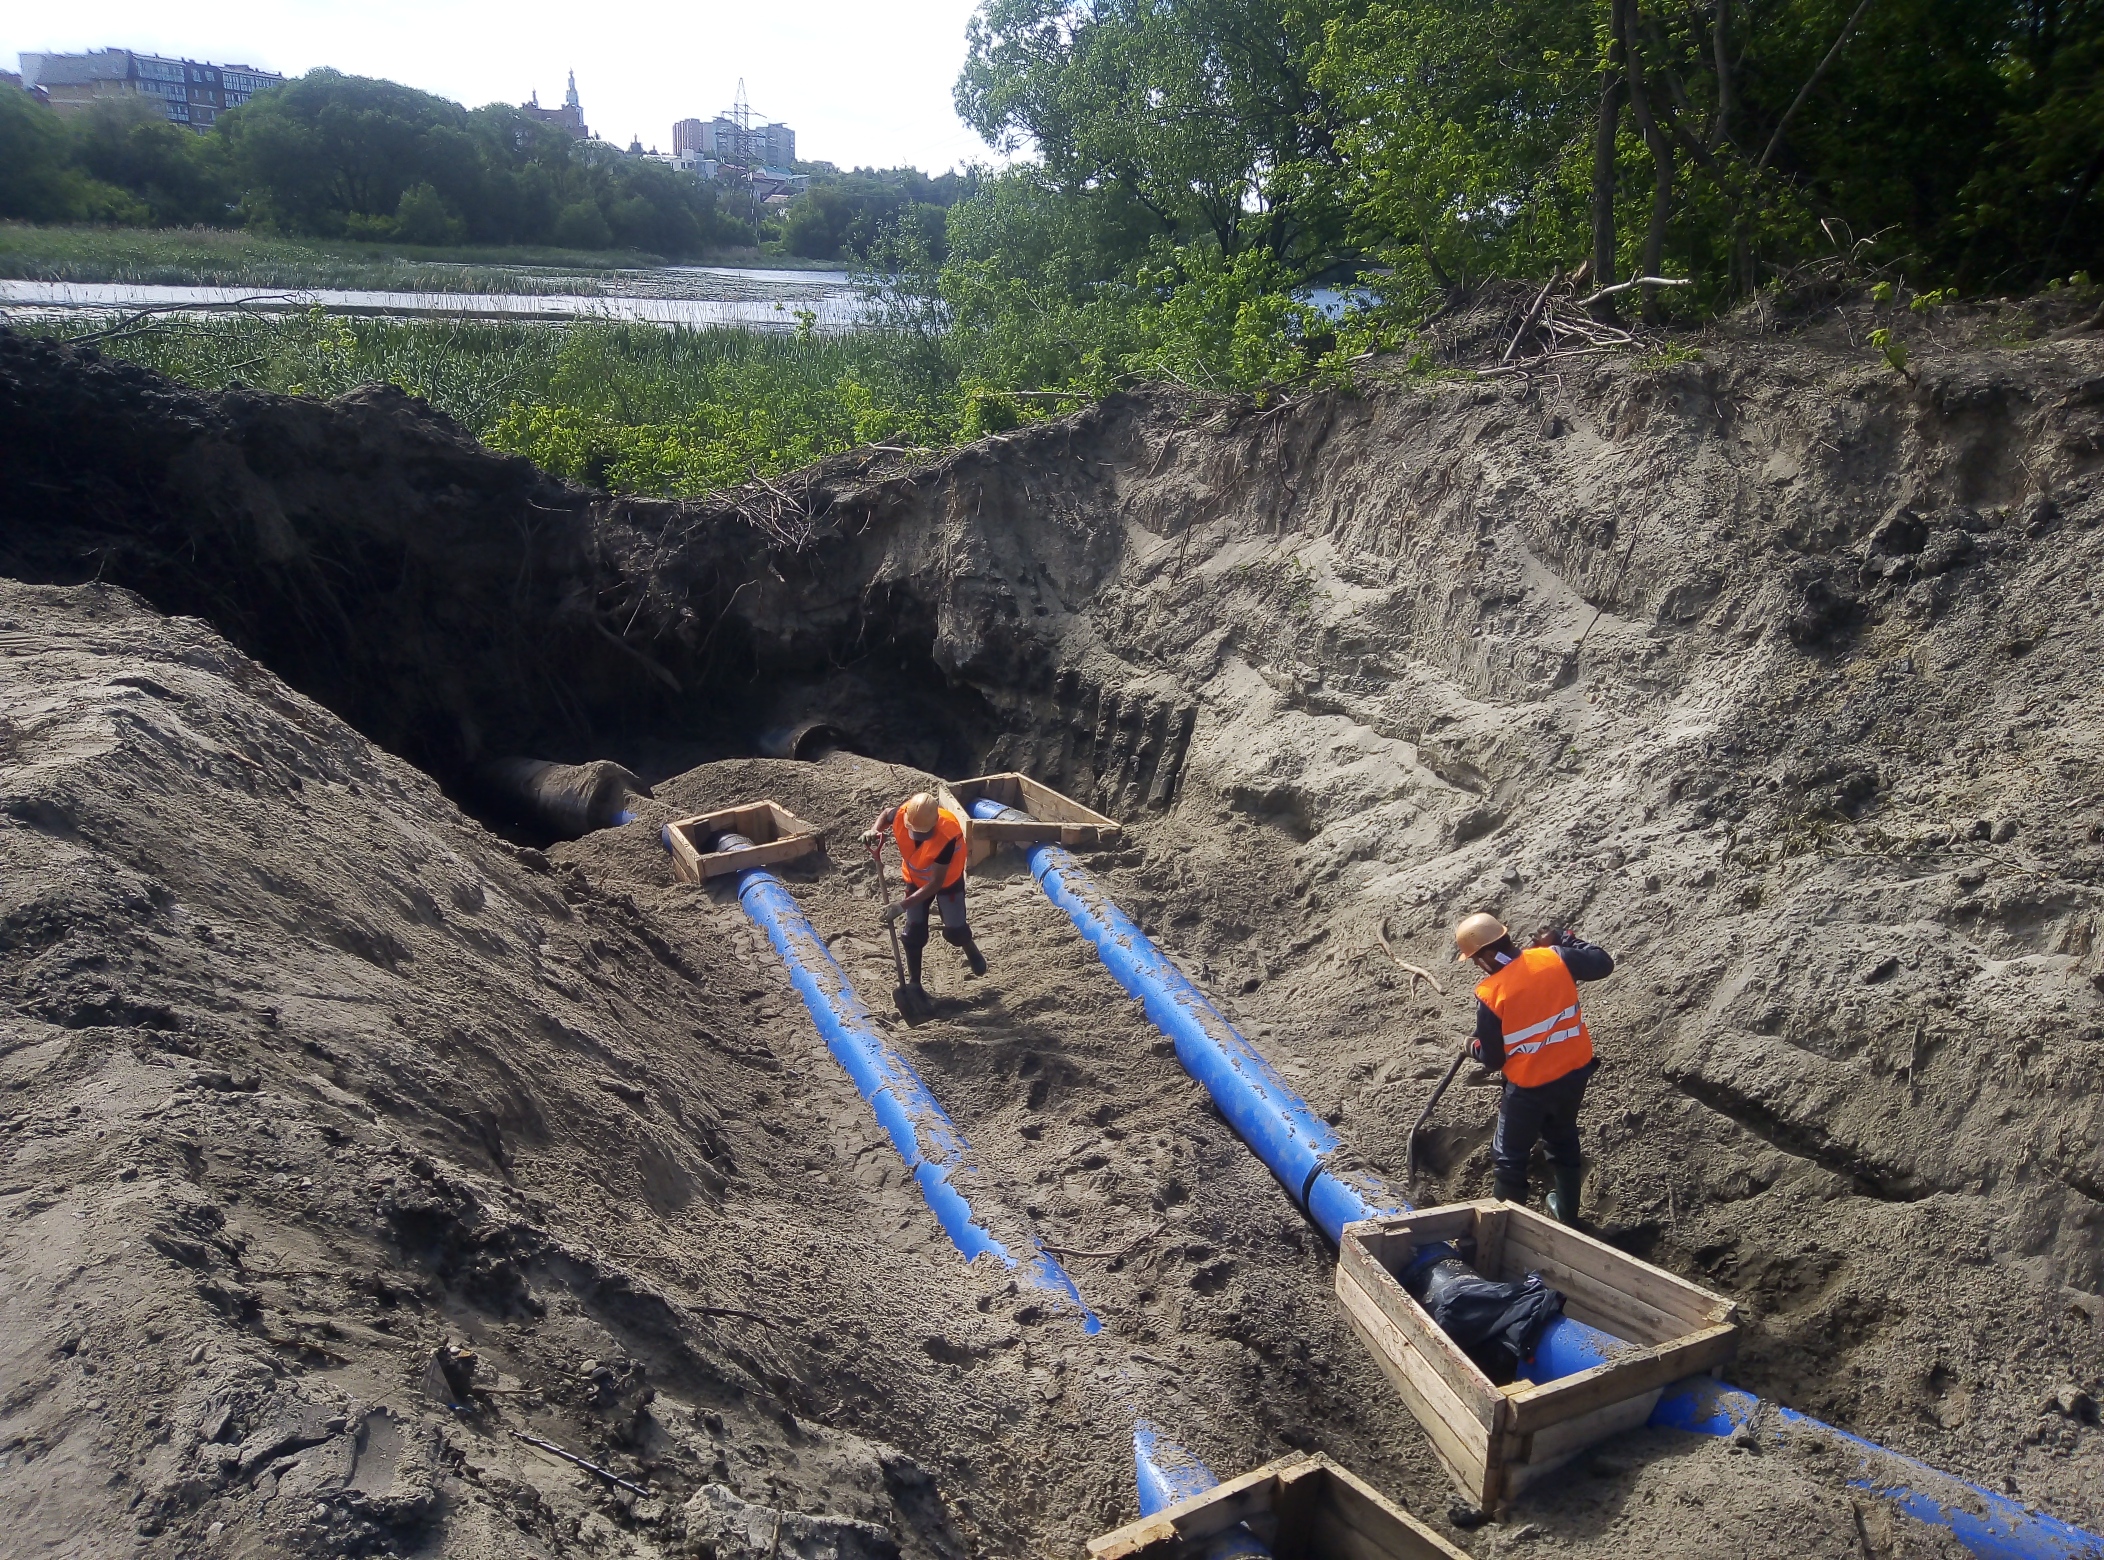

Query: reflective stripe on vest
[[1475, 945, 1593, 1088], [894, 807, 967, 890]]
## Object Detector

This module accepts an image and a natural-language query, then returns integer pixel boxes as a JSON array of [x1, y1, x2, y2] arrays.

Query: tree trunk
[[1590, 0, 1630, 324], [1622, 0, 1677, 323], [1711, 0, 1736, 148]]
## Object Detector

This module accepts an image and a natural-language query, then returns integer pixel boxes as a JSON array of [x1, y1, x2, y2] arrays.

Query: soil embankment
[[2, 298, 2102, 1558]]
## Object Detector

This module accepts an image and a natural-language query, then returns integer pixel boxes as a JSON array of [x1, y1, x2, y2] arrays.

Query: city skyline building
[[521, 69, 589, 140], [682, 79, 795, 168], [18, 49, 282, 128]]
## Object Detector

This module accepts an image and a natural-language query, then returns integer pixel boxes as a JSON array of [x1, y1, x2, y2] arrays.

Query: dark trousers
[[1492, 1059, 1596, 1183]]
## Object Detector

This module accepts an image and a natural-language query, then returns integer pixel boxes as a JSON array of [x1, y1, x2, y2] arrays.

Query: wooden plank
[[665, 822, 706, 884], [1502, 1207, 1732, 1329], [1505, 1324, 1738, 1435], [1521, 1389, 1661, 1468], [1472, 1203, 1509, 1280], [1339, 1221, 1408, 1269], [1085, 1465, 1285, 1560], [1359, 1206, 1479, 1251], [1085, 1514, 1177, 1560], [1503, 1392, 1661, 1502], [1336, 1268, 1494, 1507], [1311, 1459, 1471, 1560], [1157, 1469, 1282, 1547], [1500, 1235, 1686, 1345], [697, 833, 817, 880], [1339, 1234, 1501, 1426], [1017, 772, 1117, 828]]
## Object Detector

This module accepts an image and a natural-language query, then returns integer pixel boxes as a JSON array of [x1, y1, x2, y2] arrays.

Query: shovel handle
[[1405, 1049, 1472, 1191]]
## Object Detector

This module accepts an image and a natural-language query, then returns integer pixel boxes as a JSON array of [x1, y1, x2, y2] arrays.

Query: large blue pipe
[[976, 803, 2104, 1559], [968, 800, 1400, 1246], [671, 825, 1098, 1333], [1134, 1423, 1270, 1560]]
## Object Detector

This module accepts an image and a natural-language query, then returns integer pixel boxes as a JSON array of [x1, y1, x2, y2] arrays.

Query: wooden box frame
[[663, 801, 822, 883], [1087, 1452, 1468, 1560], [938, 772, 1121, 868], [1335, 1202, 1738, 1513]]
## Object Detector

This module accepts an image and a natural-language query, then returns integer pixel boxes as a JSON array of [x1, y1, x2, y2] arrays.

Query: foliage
[[217, 72, 748, 256], [31, 311, 956, 497], [941, 0, 2104, 363], [0, 220, 729, 292], [956, 0, 1354, 271], [777, 166, 975, 261], [0, 71, 754, 258], [67, 98, 234, 226], [0, 88, 157, 223]]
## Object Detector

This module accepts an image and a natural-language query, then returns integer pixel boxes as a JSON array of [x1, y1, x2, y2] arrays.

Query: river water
[[0, 268, 862, 329]]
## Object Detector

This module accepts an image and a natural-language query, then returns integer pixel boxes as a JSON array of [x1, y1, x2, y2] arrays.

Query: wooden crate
[[1335, 1202, 1738, 1514], [663, 800, 822, 883], [1087, 1452, 1468, 1560], [938, 772, 1121, 868]]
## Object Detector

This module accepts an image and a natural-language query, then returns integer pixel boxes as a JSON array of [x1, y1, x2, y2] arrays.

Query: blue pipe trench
[[973, 802, 2103, 1560], [667, 826, 1098, 1333]]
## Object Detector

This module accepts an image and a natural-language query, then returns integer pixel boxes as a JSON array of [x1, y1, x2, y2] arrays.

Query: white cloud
[[9, 0, 1003, 173]]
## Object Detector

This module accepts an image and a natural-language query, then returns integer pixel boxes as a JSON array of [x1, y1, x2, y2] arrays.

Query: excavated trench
[[2, 302, 2103, 1560]]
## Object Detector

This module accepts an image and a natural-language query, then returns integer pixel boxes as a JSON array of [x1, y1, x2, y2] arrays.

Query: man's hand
[[1468, 1036, 1486, 1065], [882, 901, 903, 925], [861, 826, 884, 848], [1534, 925, 1577, 949]]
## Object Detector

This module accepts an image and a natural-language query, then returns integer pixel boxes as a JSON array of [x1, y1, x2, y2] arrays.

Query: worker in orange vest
[[1456, 912, 1615, 1224], [863, 792, 986, 999]]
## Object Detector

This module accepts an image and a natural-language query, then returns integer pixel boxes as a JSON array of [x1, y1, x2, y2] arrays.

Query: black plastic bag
[[1406, 1255, 1566, 1385]]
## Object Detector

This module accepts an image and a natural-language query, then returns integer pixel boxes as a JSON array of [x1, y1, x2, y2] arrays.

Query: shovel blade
[[894, 983, 931, 1023]]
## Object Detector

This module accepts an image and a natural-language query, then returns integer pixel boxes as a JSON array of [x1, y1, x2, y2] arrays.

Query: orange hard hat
[[1454, 912, 1508, 960], [903, 792, 941, 832]]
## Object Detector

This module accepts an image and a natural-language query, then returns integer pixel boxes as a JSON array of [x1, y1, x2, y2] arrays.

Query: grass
[[0, 223, 843, 295], [27, 310, 957, 496]]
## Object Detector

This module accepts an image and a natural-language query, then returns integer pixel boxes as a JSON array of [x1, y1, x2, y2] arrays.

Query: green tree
[[957, 0, 1355, 273], [0, 88, 142, 222], [69, 97, 233, 226]]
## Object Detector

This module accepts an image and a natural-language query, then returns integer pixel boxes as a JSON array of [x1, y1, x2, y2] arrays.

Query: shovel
[[1373, 914, 1464, 1193], [868, 840, 931, 1022], [1405, 1049, 1469, 1194]]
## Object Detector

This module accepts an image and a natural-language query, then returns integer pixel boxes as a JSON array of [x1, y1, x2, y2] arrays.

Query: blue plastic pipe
[[978, 803, 2104, 1559], [969, 800, 1400, 1246], [1134, 1423, 1271, 1560], [669, 825, 1098, 1333]]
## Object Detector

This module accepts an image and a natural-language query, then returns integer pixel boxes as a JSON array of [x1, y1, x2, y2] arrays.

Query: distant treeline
[[781, 167, 977, 262], [0, 72, 756, 256]]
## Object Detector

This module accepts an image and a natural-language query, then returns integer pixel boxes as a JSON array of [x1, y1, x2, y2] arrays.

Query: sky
[[8, 0, 1003, 173]]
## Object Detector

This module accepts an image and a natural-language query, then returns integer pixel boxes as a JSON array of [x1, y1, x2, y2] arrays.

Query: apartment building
[[18, 49, 283, 128]]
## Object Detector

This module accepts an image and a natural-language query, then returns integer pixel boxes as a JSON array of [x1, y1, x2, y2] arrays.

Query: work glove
[[882, 902, 903, 925], [1535, 925, 1577, 949], [1468, 1037, 1486, 1065]]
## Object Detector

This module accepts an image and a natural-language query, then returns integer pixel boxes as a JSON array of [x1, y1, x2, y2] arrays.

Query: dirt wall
[[4, 295, 2103, 1556]]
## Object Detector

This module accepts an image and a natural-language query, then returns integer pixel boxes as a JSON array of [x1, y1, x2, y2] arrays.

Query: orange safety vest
[[1476, 945, 1594, 1089], [893, 806, 967, 891]]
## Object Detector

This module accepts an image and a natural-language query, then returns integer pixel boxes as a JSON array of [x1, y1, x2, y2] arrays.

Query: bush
[[553, 200, 613, 251], [393, 183, 465, 245]]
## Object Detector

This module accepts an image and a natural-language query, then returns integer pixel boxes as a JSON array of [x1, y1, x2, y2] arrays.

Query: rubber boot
[[962, 938, 987, 977], [1546, 1164, 1584, 1226], [905, 940, 928, 1001], [1492, 1173, 1528, 1206]]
